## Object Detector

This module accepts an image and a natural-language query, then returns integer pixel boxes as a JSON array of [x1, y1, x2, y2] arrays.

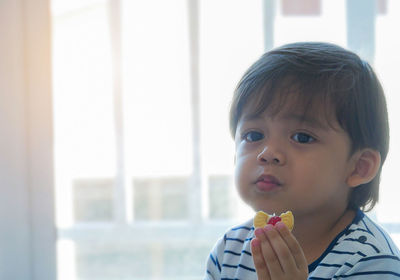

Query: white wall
[[0, 0, 56, 279]]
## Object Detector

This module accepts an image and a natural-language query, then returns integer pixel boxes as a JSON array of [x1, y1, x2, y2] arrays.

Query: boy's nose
[[256, 146, 286, 165]]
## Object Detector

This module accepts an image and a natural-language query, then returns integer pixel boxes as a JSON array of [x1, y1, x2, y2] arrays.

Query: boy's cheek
[[233, 158, 251, 185]]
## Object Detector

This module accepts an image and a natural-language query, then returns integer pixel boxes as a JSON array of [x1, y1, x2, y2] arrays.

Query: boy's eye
[[243, 131, 264, 142], [292, 132, 315, 144]]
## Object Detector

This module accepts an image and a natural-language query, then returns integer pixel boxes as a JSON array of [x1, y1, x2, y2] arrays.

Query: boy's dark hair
[[229, 42, 389, 211]]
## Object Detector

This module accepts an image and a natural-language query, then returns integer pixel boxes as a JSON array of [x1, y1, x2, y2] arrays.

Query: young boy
[[205, 42, 400, 279]]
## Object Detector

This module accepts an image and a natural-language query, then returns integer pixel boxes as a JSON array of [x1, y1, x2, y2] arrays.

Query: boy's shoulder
[[338, 210, 400, 257], [224, 218, 255, 241], [211, 218, 255, 254], [206, 218, 257, 280], [309, 210, 400, 279]]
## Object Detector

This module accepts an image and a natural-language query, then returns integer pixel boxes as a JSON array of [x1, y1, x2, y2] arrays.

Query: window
[[51, 0, 400, 279], [53, 1, 260, 279]]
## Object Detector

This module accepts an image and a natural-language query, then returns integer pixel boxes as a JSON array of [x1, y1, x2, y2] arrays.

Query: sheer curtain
[[1, 0, 55, 279]]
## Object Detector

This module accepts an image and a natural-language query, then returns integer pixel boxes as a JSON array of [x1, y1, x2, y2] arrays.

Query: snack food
[[253, 211, 294, 231]]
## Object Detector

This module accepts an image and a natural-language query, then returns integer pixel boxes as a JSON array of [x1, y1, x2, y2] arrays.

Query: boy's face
[[234, 100, 355, 220]]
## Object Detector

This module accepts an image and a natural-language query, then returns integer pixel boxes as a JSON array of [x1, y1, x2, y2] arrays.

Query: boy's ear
[[346, 149, 381, 188]]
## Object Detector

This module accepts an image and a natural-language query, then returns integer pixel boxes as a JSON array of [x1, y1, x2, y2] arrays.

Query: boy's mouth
[[255, 175, 282, 192]]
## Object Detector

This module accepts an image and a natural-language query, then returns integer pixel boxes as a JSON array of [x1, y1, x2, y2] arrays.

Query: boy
[[205, 42, 400, 279]]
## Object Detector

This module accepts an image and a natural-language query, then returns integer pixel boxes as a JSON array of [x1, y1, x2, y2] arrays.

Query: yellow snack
[[253, 210, 294, 231]]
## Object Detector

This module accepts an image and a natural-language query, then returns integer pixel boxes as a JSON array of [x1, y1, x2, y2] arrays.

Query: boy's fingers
[[275, 222, 308, 271], [255, 225, 285, 276], [262, 224, 298, 277], [251, 237, 271, 280]]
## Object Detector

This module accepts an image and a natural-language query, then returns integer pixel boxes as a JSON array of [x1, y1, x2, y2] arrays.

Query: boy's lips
[[255, 175, 282, 192]]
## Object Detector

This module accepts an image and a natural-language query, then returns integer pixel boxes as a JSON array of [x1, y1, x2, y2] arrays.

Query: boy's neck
[[292, 208, 356, 265]]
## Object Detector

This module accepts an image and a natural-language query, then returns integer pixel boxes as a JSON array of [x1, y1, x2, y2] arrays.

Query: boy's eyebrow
[[280, 113, 328, 130], [242, 113, 329, 130]]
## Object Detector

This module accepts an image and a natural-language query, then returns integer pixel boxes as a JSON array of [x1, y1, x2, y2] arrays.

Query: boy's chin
[[250, 202, 291, 216]]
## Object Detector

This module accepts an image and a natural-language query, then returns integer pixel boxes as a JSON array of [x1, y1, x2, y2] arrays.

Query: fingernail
[[254, 228, 264, 237], [275, 221, 286, 229], [264, 224, 273, 232], [251, 238, 260, 247]]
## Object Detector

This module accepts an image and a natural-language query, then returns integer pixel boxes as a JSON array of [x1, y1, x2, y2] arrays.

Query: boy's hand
[[251, 222, 308, 280]]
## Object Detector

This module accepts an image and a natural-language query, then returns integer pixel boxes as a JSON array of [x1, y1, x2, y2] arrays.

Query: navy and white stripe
[[205, 220, 256, 280], [204, 209, 400, 279]]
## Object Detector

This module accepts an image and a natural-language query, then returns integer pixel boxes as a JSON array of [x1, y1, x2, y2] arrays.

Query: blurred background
[[1, 0, 400, 279]]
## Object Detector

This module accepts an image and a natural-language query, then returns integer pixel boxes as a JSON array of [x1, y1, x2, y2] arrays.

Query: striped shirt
[[205, 209, 400, 279]]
